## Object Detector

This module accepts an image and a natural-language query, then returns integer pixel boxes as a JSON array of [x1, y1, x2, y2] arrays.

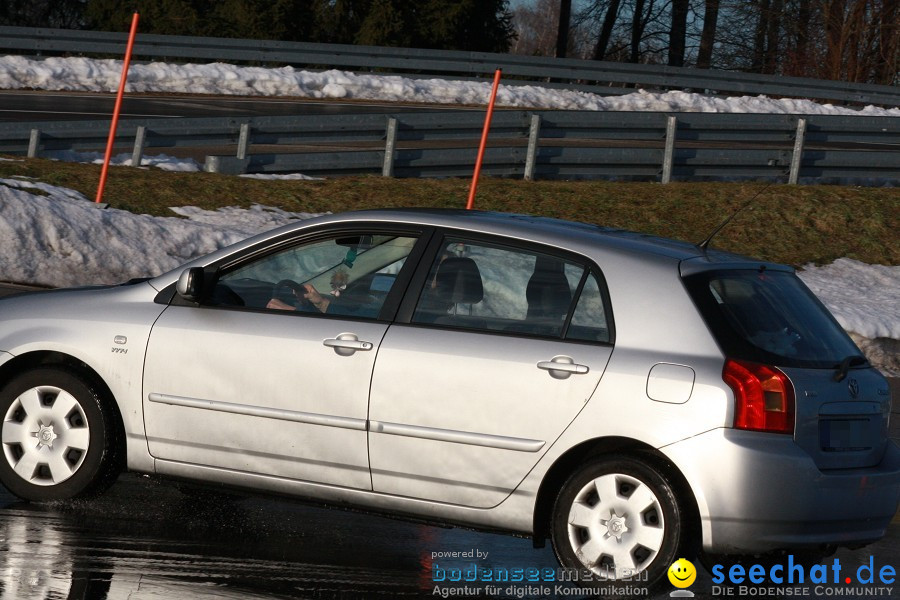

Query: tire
[[0, 367, 121, 501], [550, 455, 689, 592]]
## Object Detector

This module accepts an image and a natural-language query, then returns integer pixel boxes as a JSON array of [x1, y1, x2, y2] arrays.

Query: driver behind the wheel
[[266, 279, 378, 318], [267, 281, 331, 312]]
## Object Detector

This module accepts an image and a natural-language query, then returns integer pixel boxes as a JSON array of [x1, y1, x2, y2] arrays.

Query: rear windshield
[[683, 269, 863, 369]]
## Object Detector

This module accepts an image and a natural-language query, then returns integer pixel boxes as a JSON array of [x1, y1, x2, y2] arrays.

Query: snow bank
[[45, 150, 202, 172], [1, 55, 897, 116], [798, 259, 900, 340], [0, 177, 319, 287], [239, 173, 321, 180], [41, 150, 201, 173], [39, 151, 322, 176]]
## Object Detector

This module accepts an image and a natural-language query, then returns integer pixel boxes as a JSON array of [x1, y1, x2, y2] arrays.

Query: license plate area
[[819, 418, 873, 452]]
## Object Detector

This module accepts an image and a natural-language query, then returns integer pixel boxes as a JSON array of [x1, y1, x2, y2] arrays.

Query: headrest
[[527, 257, 572, 318], [436, 257, 483, 304]]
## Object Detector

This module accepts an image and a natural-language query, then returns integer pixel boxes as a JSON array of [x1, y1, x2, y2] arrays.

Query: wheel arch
[[532, 436, 701, 551], [0, 350, 127, 470]]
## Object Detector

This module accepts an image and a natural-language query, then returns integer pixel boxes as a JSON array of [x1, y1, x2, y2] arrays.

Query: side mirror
[[176, 268, 204, 302]]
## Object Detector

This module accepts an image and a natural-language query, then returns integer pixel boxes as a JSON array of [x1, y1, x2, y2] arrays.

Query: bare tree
[[629, 0, 656, 62], [714, 0, 895, 83], [557, 0, 572, 57], [697, 0, 720, 68], [668, 0, 689, 66], [511, 0, 559, 55], [822, 0, 877, 81], [513, 0, 591, 57], [764, 0, 785, 73], [752, 0, 770, 71], [593, 0, 623, 59], [574, 0, 672, 64], [781, 0, 813, 76], [875, 0, 899, 83]]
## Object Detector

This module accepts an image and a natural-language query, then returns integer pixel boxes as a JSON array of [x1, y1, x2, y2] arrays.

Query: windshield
[[684, 269, 863, 369]]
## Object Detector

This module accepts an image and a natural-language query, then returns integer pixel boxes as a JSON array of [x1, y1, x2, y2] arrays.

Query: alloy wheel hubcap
[[603, 511, 628, 540], [566, 473, 665, 578], [2, 386, 90, 486], [37, 424, 58, 447]]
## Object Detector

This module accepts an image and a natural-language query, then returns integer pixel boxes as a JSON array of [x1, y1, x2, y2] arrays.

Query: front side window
[[213, 233, 418, 320], [412, 238, 593, 338]]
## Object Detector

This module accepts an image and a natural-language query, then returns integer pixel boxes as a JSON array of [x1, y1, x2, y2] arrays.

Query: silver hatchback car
[[0, 209, 896, 590]]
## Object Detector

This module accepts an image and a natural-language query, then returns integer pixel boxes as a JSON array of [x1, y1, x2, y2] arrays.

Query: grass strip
[[1, 157, 897, 266]]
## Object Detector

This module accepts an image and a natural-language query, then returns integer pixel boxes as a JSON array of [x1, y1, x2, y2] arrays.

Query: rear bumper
[[662, 428, 900, 554]]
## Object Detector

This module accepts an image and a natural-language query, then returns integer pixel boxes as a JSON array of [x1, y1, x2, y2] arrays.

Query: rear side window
[[684, 269, 861, 369], [567, 273, 611, 343], [411, 238, 612, 343]]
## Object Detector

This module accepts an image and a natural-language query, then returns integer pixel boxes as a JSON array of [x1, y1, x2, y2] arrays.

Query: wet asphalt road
[[0, 283, 897, 599], [0, 471, 897, 600]]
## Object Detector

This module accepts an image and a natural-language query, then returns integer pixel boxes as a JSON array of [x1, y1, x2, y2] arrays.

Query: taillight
[[723, 359, 795, 434]]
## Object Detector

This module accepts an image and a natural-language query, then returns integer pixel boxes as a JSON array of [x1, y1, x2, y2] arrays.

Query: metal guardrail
[[2, 111, 897, 184], [0, 26, 898, 106]]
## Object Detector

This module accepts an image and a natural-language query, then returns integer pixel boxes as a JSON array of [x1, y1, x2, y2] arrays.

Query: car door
[[368, 234, 614, 508], [143, 227, 426, 490]]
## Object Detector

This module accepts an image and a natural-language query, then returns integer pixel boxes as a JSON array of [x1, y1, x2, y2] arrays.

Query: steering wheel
[[272, 279, 315, 311]]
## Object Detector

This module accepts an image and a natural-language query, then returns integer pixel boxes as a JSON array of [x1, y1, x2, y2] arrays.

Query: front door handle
[[537, 355, 589, 379], [324, 333, 373, 356]]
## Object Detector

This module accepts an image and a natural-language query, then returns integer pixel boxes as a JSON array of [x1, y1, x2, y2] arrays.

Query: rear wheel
[[0, 367, 121, 501], [551, 455, 690, 592]]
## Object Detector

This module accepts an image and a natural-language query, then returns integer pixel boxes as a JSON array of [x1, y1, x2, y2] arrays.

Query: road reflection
[[0, 472, 896, 600], [0, 474, 559, 599]]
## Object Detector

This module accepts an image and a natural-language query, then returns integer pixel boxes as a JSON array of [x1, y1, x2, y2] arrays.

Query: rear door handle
[[537, 355, 589, 379], [324, 333, 373, 356]]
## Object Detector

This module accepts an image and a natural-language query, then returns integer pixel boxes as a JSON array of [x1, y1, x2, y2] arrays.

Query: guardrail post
[[237, 123, 250, 160], [789, 118, 807, 185], [131, 125, 146, 167], [524, 114, 541, 181], [205, 155, 249, 175], [661, 116, 677, 184], [382, 117, 398, 177], [27, 128, 40, 158]]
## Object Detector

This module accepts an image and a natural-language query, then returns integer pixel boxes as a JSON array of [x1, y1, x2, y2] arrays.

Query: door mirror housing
[[176, 268, 204, 302]]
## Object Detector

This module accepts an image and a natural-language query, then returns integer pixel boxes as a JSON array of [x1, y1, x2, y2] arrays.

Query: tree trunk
[[787, 0, 812, 76], [668, 0, 689, 66], [556, 0, 572, 58], [630, 0, 648, 62], [844, 0, 867, 81], [823, 0, 847, 79], [697, 0, 720, 69], [876, 0, 899, 84], [763, 0, 783, 73], [796, 0, 811, 63], [752, 0, 770, 72], [593, 0, 623, 60]]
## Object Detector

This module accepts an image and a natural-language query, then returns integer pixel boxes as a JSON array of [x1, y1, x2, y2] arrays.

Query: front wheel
[[0, 367, 121, 501], [550, 455, 690, 592]]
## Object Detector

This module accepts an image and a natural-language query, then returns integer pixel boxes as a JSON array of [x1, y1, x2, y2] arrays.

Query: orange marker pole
[[96, 12, 140, 204], [466, 68, 502, 210]]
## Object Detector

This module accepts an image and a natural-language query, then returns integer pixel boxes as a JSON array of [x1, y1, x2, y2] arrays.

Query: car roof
[[331, 208, 750, 263], [151, 208, 785, 291]]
